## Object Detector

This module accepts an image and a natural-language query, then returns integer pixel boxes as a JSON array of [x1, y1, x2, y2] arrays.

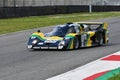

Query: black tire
[[96, 33, 103, 46], [73, 36, 79, 49]]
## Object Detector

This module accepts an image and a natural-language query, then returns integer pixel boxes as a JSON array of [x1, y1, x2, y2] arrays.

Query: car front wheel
[[73, 36, 79, 49]]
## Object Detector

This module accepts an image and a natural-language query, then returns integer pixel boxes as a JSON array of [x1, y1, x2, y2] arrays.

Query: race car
[[28, 22, 109, 50]]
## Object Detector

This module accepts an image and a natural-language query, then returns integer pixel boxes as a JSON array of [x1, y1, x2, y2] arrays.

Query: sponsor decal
[[41, 47, 48, 49]]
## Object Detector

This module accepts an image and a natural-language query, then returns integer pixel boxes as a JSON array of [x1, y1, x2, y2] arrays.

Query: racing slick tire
[[96, 33, 103, 46], [73, 36, 79, 49]]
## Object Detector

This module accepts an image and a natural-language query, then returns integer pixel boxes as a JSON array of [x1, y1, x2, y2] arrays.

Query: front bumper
[[28, 45, 60, 49]]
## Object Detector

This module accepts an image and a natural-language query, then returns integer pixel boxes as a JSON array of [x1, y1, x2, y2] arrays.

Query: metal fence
[[0, 0, 120, 7]]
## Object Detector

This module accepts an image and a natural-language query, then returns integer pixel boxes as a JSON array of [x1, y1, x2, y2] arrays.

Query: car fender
[[65, 33, 79, 49]]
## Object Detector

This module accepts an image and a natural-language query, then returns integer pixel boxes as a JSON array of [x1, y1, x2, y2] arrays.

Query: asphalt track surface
[[0, 17, 120, 80]]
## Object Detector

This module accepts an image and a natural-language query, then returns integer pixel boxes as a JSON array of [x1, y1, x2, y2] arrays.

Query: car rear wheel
[[73, 36, 79, 49], [96, 34, 103, 46]]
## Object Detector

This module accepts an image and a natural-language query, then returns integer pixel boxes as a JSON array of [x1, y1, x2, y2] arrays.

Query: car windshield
[[45, 25, 69, 37]]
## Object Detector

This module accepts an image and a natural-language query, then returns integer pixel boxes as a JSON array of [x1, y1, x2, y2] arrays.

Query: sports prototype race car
[[28, 22, 109, 50]]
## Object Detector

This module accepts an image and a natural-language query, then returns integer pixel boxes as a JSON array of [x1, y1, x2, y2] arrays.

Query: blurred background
[[0, 0, 120, 7], [0, 0, 120, 18]]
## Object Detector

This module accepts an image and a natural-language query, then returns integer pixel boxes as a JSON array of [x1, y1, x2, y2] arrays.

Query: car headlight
[[58, 41, 65, 49], [28, 45, 32, 49], [32, 40, 38, 44], [38, 42, 43, 45]]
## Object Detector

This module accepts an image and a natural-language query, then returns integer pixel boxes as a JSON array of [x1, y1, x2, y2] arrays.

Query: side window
[[74, 25, 80, 33], [67, 27, 75, 33]]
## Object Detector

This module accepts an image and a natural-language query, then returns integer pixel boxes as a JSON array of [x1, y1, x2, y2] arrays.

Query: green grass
[[108, 73, 120, 80], [0, 12, 120, 34]]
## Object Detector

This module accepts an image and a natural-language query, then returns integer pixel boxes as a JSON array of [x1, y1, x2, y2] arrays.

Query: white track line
[[47, 51, 120, 80]]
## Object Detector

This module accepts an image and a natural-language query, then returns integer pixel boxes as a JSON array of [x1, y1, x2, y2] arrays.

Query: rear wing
[[74, 22, 108, 29], [75, 22, 107, 25]]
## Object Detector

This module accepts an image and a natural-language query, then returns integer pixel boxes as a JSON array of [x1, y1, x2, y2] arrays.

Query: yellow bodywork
[[45, 36, 63, 40], [33, 32, 45, 39], [86, 31, 95, 47], [103, 22, 108, 29], [69, 39, 74, 49], [66, 33, 78, 49], [32, 32, 63, 40]]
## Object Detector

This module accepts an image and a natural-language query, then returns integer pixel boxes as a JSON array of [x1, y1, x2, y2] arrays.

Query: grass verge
[[0, 12, 120, 34], [108, 73, 120, 80]]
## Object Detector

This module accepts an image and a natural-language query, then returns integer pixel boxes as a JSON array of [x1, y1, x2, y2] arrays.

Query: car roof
[[56, 23, 75, 29]]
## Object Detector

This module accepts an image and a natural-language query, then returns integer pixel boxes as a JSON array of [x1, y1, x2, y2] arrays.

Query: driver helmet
[[83, 24, 88, 29]]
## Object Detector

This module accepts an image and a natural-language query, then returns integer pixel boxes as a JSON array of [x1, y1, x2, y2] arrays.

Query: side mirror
[[37, 30, 40, 33]]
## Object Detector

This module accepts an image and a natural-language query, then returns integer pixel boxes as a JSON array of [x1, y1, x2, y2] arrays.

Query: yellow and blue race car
[[28, 22, 109, 50]]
